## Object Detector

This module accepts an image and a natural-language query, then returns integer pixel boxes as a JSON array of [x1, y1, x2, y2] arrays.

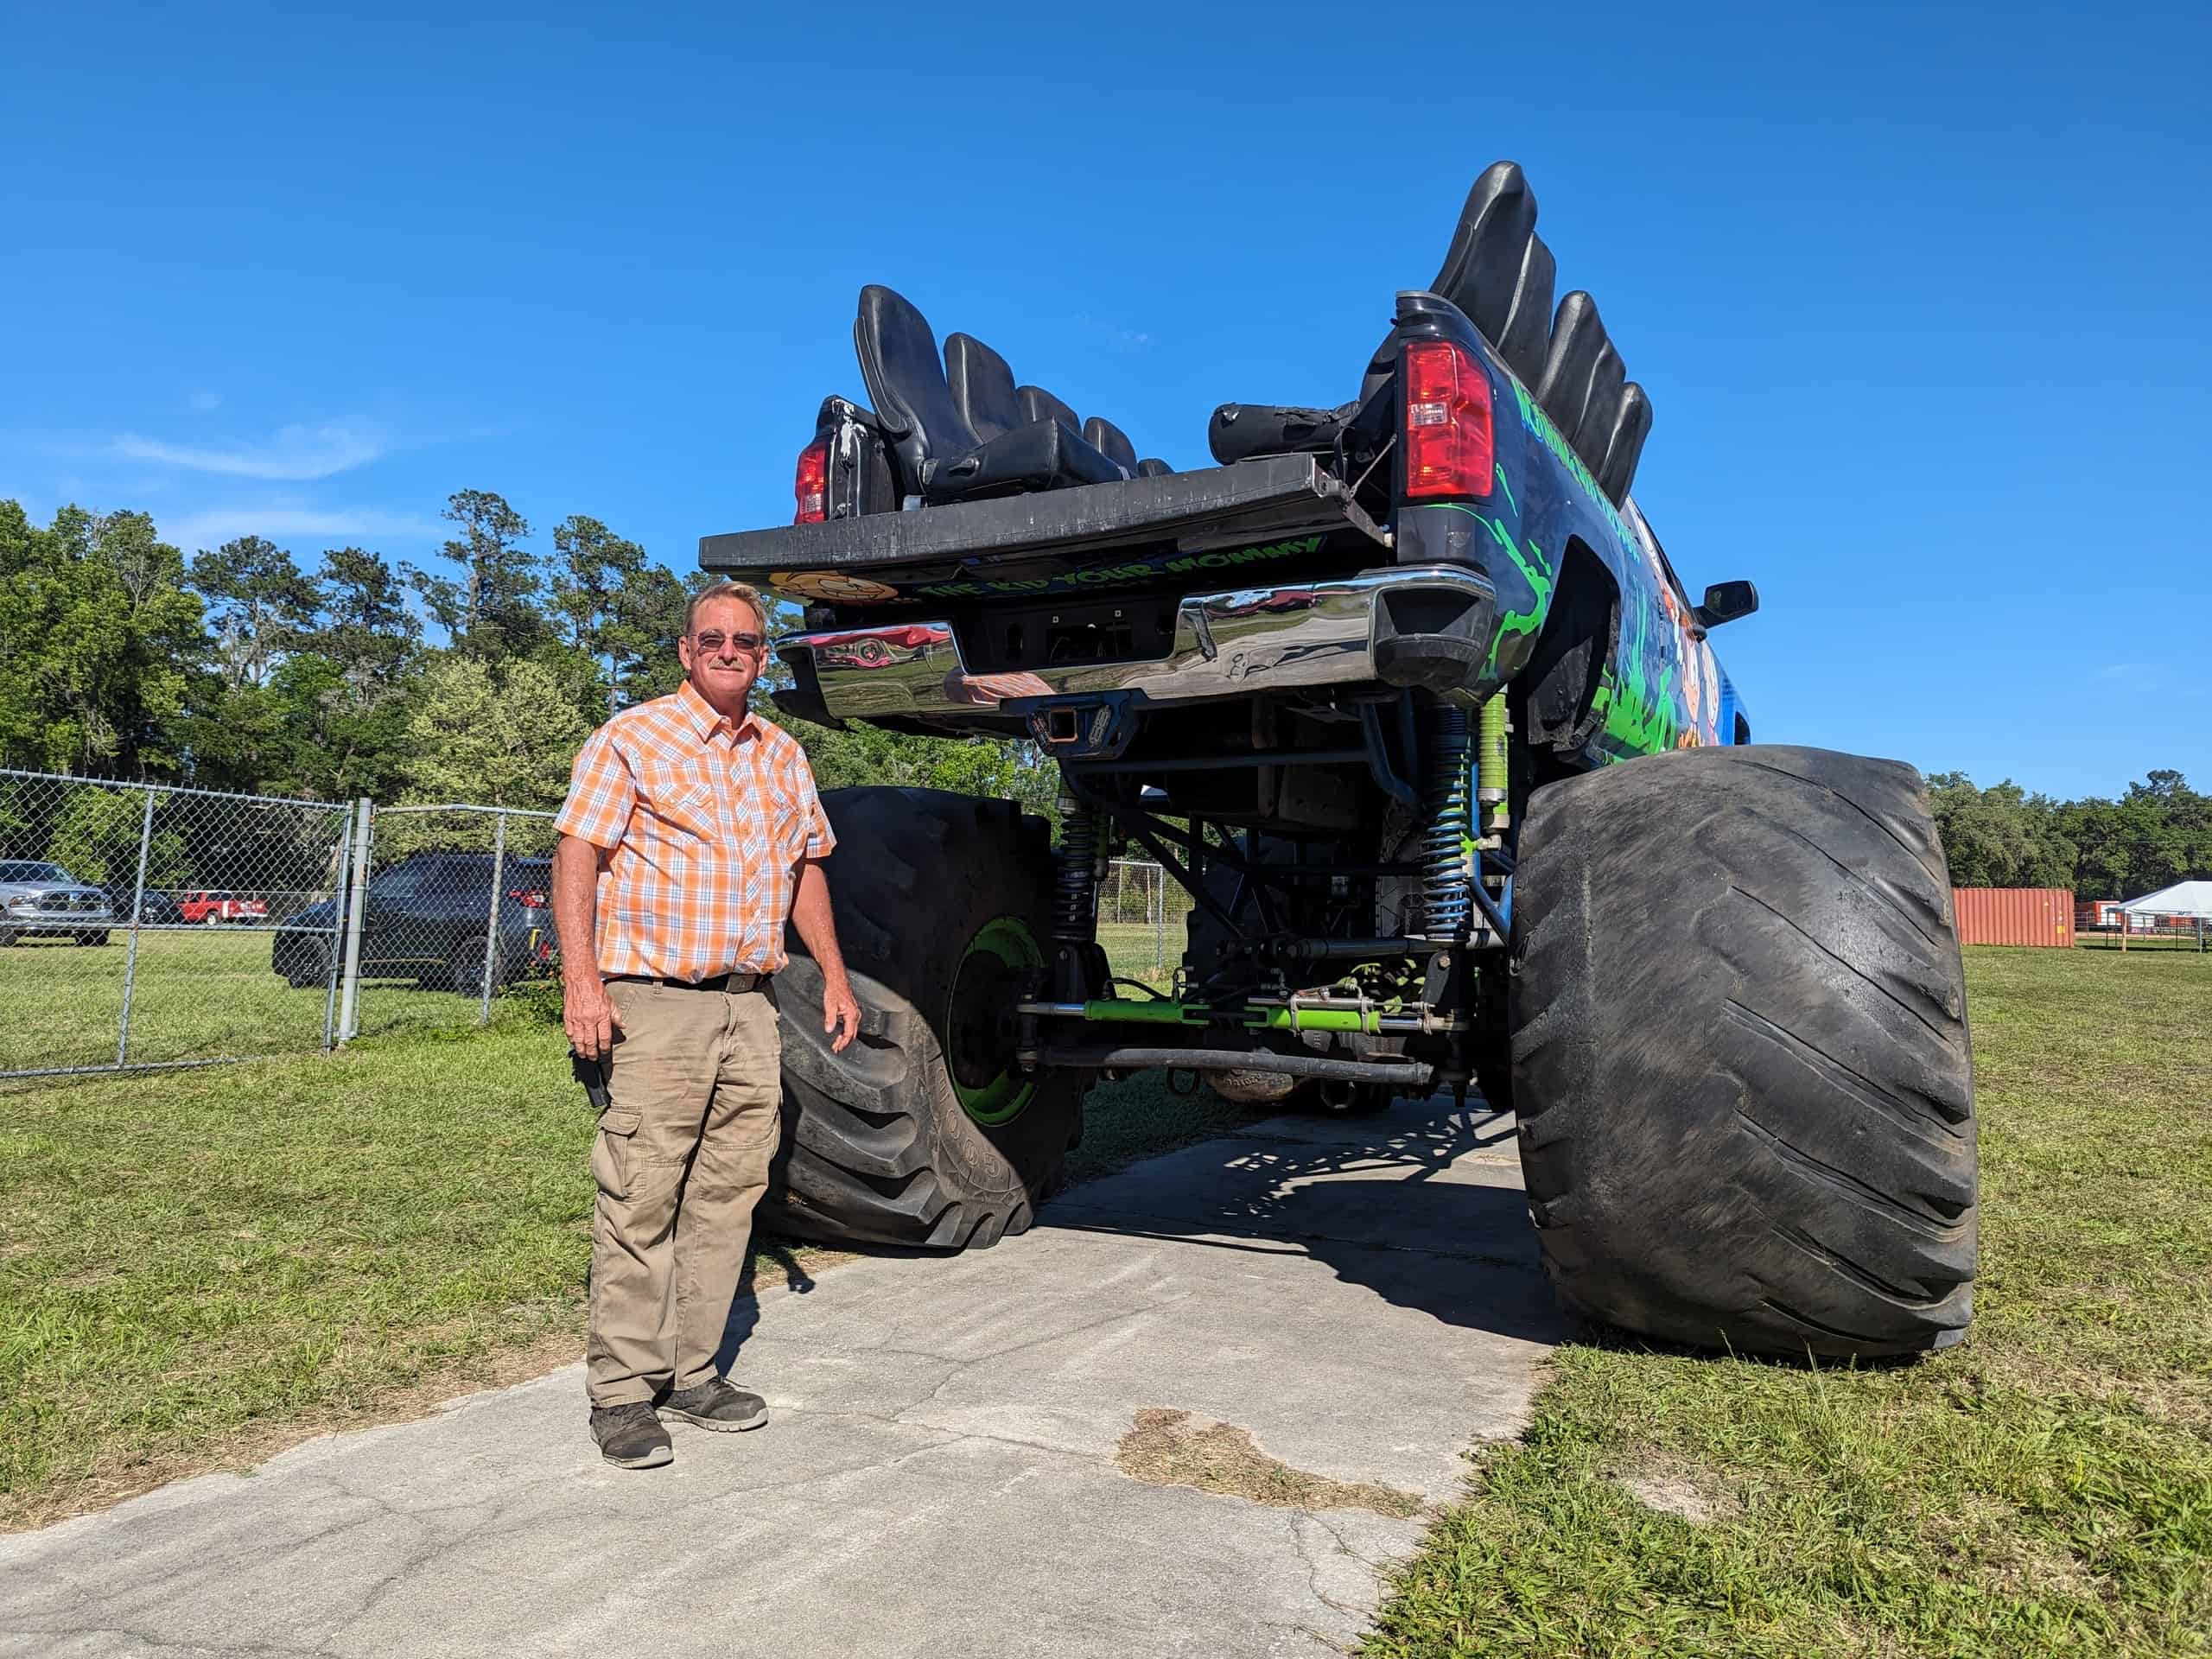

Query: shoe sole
[[599, 1443, 674, 1469], [661, 1404, 769, 1433]]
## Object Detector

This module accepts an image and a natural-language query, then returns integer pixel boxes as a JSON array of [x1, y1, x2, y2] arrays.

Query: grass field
[[0, 994, 1262, 1532], [6, 937, 2205, 1655], [1368, 947, 2212, 1659], [2, 920, 1189, 1079], [0, 929, 515, 1076], [1096, 917, 1185, 985]]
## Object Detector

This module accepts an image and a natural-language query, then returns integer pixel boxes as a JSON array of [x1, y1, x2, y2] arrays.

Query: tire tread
[[1509, 745, 1979, 1359]]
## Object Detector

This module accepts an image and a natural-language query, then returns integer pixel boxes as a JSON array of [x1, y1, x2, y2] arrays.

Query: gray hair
[[683, 579, 768, 638]]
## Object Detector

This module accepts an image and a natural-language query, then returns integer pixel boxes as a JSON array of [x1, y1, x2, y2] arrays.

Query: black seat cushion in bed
[[1596, 382, 1652, 504], [855, 286, 1122, 503], [945, 332, 1024, 442], [1018, 385, 1082, 432], [1082, 416, 1137, 473], [928, 416, 1127, 498], [1535, 291, 1617, 467], [855, 284, 978, 493]]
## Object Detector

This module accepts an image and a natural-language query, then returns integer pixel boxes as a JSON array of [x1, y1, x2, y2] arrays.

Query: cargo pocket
[[591, 1109, 642, 1201]]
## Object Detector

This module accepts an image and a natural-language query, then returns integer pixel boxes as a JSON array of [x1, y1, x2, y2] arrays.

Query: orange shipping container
[[1952, 887, 2075, 948]]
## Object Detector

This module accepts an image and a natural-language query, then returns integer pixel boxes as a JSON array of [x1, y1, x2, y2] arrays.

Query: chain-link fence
[[3, 766, 1205, 1075], [0, 773, 564, 1077], [1096, 857, 1197, 983], [339, 804, 561, 1042], [0, 768, 355, 1077]]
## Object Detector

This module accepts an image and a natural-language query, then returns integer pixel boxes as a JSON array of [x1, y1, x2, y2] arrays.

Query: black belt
[[607, 971, 766, 994]]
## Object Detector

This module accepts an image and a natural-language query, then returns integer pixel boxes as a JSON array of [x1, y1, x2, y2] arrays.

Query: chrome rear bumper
[[776, 564, 1497, 723]]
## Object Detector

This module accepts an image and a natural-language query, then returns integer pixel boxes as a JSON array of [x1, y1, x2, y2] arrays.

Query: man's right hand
[[565, 973, 623, 1061]]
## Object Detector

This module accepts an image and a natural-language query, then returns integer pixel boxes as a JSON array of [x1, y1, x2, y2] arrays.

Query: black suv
[[271, 852, 553, 991]]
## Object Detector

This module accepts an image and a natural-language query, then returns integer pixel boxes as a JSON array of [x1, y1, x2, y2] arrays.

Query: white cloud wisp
[[112, 423, 385, 481]]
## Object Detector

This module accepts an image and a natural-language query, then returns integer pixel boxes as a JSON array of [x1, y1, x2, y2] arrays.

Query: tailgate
[[697, 457, 1382, 591]]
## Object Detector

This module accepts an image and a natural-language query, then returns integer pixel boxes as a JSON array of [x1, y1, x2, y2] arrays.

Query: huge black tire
[[761, 788, 1082, 1249], [1510, 746, 1977, 1359]]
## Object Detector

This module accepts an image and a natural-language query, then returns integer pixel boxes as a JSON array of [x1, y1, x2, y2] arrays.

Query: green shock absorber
[[1478, 694, 1509, 837]]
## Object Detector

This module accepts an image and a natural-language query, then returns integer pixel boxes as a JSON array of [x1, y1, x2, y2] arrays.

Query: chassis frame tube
[[1029, 1045, 1434, 1086], [1020, 998, 1433, 1035]]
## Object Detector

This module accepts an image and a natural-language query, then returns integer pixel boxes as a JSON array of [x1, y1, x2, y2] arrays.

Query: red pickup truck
[[176, 891, 270, 925]]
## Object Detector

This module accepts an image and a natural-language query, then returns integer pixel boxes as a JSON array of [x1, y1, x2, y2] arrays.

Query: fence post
[[1153, 866, 1164, 975], [337, 798, 373, 1044], [480, 810, 508, 1026], [112, 787, 158, 1067], [320, 804, 349, 1052]]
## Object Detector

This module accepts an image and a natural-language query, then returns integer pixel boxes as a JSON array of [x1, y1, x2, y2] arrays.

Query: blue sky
[[3, 0, 2205, 798]]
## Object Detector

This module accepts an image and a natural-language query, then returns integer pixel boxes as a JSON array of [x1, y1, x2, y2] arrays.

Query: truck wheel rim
[[947, 915, 1039, 1127]]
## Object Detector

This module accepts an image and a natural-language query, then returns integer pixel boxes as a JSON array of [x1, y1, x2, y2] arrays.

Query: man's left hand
[[823, 976, 861, 1052]]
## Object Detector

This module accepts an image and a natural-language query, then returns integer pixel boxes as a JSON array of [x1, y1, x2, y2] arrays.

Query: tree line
[[1927, 771, 2208, 899], [0, 492, 1054, 823], [2, 491, 2198, 899]]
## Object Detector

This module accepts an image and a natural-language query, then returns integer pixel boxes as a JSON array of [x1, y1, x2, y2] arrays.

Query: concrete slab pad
[[0, 1092, 1565, 1658], [1049, 1099, 1534, 1262]]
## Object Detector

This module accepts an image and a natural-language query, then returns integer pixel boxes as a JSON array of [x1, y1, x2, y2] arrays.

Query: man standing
[[553, 579, 861, 1471]]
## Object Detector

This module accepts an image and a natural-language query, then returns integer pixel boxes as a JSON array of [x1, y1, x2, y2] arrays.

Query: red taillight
[[793, 436, 830, 524], [508, 887, 548, 910], [1402, 340, 1493, 499]]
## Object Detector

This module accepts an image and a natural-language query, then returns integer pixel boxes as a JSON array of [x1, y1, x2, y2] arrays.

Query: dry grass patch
[[1117, 1407, 1424, 1517], [1610, 1452, 1738, 1526]]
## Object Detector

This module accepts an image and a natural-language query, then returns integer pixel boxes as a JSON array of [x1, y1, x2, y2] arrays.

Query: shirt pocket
[[648, 757, 725, 841], [763, 776, 810, 860]]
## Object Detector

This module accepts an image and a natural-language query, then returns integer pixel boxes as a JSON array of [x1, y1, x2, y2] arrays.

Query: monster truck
[[699, 161, 1977, 1360]]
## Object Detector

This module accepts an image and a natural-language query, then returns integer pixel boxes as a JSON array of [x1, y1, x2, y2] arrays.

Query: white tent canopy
[[2120, 880, 2212, 918]]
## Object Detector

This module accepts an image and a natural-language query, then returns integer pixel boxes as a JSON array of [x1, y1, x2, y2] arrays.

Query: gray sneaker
[[590, 1402, 673, 1469], [661, 1376, 769, 1433]]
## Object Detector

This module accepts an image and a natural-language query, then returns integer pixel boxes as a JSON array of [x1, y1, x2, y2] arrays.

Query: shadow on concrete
[[713, 1235, 830, 1375], [1041, 1098, 1572, 1347]]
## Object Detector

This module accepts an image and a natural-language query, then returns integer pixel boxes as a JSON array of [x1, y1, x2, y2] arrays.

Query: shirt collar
[[677, 678, 757, 745]]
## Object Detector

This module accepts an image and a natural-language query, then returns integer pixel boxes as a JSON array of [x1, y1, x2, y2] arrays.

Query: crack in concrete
[[1287, 1510, 1370, 1624], [776, 1403, 1107, 1471]]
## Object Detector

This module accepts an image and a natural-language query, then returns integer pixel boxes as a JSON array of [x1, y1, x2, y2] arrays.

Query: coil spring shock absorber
[[1421, 707, 1473, 941], [1052, 793, 1100, 946]]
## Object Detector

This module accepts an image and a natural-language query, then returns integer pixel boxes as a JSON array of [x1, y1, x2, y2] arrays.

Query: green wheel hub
[[946, 914, 1041, 1126]]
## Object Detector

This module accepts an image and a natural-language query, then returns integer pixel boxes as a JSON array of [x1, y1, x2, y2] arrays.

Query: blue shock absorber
[[1421, 707, 1473, 941]]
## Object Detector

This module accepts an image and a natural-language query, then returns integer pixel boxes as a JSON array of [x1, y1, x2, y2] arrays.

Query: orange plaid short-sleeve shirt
[[555, 680, 835, 980]]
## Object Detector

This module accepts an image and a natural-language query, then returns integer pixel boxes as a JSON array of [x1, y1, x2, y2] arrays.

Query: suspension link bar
[[1017, 996, 1466, 1035], [1026, 1046, 1436, 1086]]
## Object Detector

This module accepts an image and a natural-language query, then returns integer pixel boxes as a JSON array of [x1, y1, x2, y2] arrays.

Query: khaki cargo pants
[[586, 977, 782, 1408]]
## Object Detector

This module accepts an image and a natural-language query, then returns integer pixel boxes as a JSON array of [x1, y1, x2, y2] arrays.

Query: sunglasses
[[690, 630, 766, 653]]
